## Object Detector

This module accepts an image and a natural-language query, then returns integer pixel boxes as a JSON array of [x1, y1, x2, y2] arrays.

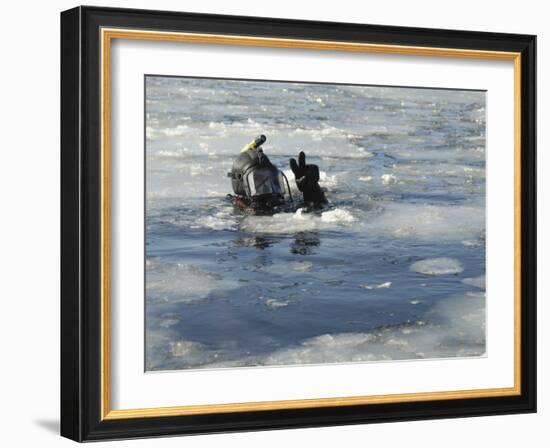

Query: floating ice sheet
[[410, 258, 465, 275], [146, 290, 485, 370]]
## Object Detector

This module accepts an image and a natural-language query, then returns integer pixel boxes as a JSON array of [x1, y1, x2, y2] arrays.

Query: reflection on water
[[233, 235, 275, 250], [291, 232, 320, 255]]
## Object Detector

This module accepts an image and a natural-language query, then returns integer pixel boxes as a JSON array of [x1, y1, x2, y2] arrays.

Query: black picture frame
[[61, 5, 536, 442]]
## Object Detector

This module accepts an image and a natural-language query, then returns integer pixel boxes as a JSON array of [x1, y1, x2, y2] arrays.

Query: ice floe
[[462, 275, 486, 289], [146, 289, 485, 370], [360, 281, 392, 290], [410, 258, 464, 275], [146, 260, 240, 304], [240, 208, 356, 234], [265, 299, 290, 309]]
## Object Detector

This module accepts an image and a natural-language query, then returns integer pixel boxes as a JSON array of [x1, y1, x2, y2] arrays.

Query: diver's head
[[227, 135, 287, 207]]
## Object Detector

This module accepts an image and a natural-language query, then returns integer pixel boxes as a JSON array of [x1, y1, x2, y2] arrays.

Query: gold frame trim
[[100, 28, 522, 421]]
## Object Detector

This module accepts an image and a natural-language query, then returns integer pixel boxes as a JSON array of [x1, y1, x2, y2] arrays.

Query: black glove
[[289, 151, 327, 205]]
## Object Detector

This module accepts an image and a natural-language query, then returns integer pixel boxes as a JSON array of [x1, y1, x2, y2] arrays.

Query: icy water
[[145, 76, 486, 371]]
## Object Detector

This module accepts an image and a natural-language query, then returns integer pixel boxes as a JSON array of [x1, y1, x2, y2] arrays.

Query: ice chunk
[[321, 208, 356, 223], [360, 281, 392, 290], [365, 202, 485, 242], [159, 315, 180, 328], [265, 299, 289, 309], [256, 290, 485, 366], [381, 173, 398, 184], [410, 258, 464, 275], [170, 340, 205, 357], [319, 171, 338, 188], [289, 261, 313, 272], [462, 275, 486, 289], [240, 208, 355, 234], [146, 261, 239, 303]]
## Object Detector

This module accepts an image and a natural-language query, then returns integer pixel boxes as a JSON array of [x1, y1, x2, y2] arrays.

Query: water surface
[[145, 76, 486, 371]]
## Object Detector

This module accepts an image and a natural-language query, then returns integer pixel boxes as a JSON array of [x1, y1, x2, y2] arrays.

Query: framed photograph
[[60, 6, 536, 442]]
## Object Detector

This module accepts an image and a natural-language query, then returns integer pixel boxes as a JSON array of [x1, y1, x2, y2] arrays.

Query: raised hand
[[289, 151, 327, 205]]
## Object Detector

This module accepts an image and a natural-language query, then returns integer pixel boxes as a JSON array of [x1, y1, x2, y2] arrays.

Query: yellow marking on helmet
[[240, 141, 255, 153], [240, 135, 266, 153]]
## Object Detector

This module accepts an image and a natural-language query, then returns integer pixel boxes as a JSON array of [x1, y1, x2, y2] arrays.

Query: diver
[[227, 135, 327, 214]]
